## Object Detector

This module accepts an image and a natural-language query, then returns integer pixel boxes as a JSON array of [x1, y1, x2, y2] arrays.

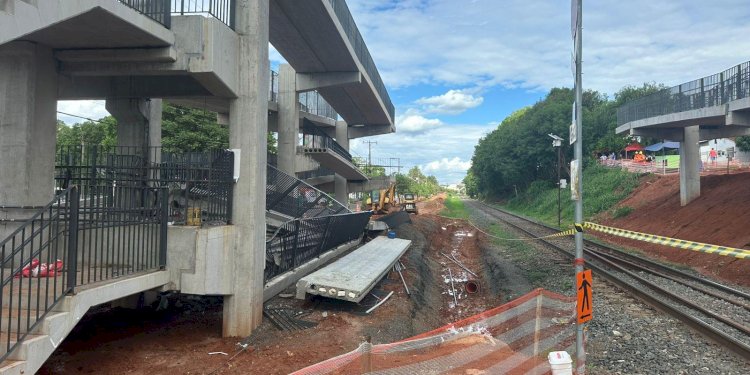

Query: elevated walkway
[[270, 0, 395, 132], [616, 61, 750, 206], [617, 61, 750, 140]]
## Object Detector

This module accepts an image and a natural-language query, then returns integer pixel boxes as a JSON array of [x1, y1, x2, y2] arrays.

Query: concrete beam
[[633, 126, 750, 142], [55, 47, 178, 63], [296, 71, 361, 92], [726, 110, 750, 126], [105, 98, 162, 156], [348, 124, 393, 139], [679, 126, 701, 206]]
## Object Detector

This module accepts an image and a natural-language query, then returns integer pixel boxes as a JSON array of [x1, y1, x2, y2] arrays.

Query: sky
[[58, 0, 750, 184]]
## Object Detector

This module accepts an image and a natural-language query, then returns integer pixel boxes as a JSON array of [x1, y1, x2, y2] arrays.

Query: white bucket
[[548, 351, 573, 375]]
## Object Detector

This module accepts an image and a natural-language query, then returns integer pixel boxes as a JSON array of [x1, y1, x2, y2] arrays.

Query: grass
[[502, 164, 641, 228], [440, 194, 469, 219], [610, 206, 634, 219], [486, 223, 557, 288]]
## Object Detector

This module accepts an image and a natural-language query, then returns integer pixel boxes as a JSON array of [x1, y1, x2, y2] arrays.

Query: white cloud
[[416, 89, 484, 115], [350, 123, 494, 184], [423, 157, 472, 173], [396, 113, 443, 133], [57, 100, 109, 124], [348, 0, 750, 95]]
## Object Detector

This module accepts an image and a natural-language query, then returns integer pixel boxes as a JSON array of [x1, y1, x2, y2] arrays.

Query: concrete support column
[[105, 98, 162, 161], [277, 64, 299, 176], [334, 121, 349, 205], [223, 0, 269, 337], [679, 125, 701, 206], [0, 42, 58, 239]]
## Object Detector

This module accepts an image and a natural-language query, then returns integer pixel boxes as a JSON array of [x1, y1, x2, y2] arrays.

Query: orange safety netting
[[292, 288, 576, 375]]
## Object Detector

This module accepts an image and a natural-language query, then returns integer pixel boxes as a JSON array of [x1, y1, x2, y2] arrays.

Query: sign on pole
[[576, 269, 593, 324], [570, 159, 580, 200], [569, 103, 577, 144]]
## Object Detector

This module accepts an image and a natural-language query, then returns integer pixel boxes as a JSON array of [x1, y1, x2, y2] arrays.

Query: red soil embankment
[[598, 172, 750, 287]]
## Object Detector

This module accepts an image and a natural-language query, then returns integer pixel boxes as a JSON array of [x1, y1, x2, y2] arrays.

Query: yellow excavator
[[366, 183, 397, 214]]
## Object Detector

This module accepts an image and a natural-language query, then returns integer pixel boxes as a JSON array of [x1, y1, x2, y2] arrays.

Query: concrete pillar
[[334, 121, 349, 205], [105, 98, 162, 161], [277, 64, 299, 176], [0, 42, 58, 239], [223, 0, 269, 337], [679, 125, 701, 206]]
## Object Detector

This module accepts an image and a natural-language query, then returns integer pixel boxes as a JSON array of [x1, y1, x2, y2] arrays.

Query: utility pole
[[364, 140, 377, 174], [573, 0, 586, 373]]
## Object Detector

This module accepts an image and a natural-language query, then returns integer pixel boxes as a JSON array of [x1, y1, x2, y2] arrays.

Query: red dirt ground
[[38, 196, 504, 374], [596, 171, 750, 287]]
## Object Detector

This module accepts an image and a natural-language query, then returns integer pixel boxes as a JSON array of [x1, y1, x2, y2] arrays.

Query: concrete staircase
[[0, 0, 172, 48], [0, 271, 169, 374]]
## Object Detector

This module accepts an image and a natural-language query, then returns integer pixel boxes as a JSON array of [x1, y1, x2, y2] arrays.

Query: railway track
[[465, 200, 750, 361]]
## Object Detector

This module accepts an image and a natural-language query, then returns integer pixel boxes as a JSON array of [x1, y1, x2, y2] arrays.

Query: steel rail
[[468, 201, 750, 361]]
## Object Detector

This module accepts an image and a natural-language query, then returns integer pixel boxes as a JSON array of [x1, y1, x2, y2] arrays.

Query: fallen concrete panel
[[296, 236, 411, 303]]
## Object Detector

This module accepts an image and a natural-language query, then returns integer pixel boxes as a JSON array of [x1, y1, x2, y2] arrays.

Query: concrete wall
[[166, 225, 235, 295]]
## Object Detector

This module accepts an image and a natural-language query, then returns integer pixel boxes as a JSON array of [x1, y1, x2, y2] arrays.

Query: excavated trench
[[37, 209, 518, 374]]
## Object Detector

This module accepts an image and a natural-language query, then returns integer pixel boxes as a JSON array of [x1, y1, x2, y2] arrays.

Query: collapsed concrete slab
[[295, 236, 411, 303]]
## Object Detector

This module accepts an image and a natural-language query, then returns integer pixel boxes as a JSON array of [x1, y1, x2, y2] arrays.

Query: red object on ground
[[15, 259, 63, 278]]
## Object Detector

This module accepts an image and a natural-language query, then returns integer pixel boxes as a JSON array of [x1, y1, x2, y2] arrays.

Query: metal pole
[[557, 145, 562, 228], [574, 0, 586, 373]]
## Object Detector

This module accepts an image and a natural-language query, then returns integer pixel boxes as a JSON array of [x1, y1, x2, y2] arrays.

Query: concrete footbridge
[[617, 61, 750, 205], [0, 0, 395, 372]]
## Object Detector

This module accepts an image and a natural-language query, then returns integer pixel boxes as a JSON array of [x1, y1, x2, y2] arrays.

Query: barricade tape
[[579, 222, 750, 259], [437, 214, 749, 259]]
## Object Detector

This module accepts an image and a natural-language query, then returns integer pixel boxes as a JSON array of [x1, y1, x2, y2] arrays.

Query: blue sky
[[58, 0, 750, 184]]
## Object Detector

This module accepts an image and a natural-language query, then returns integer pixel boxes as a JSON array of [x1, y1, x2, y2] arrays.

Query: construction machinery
[[366, 183, 397, 214], [402, 192, 418, 214]]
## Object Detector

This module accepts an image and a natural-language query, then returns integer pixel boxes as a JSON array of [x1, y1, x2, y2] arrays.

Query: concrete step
[[0, 308, 68, 334], [0, 331, 44, 358], [0, 360, 24, 375]]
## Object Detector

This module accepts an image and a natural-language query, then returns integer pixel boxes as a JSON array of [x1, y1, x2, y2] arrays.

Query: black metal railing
[[0, 185, 167, 362], [618, 61, 750, 126], [267, 164, 349, 219], [326, 0, 395, 121], [118, 0, 172, 27], [299, 90, 338, 120], [301, 120, 352, 161], [264, 211, 371, 282], [296, 167, 335, 181], [55, 146, 234, 226], [171, 0, 235, 29]]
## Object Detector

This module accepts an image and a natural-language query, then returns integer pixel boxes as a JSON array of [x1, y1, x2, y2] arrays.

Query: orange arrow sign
[[576, 269, 593, 324]]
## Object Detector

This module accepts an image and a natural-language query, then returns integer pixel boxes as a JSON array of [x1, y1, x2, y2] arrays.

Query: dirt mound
[[598, 172, 750, 286], [416, 192, 447, 215]]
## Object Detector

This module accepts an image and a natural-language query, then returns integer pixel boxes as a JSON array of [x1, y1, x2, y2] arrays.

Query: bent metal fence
[[55, 146, 233, 226], [267, 164, 349, 219], [0, 185, 167, 362], [265, 212, 372, 282], [618, 61, 750, 126]]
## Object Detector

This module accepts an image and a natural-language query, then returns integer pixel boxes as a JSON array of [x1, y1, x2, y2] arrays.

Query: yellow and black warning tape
[[578, 222, 750, 259], [437, 214, 749, 259]]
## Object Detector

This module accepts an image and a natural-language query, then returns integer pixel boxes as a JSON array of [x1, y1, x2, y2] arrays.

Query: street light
[[548, 134, 564, 227]]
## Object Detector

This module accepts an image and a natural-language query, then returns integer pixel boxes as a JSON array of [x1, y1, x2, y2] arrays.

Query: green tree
[[736, 136, 750, 152]]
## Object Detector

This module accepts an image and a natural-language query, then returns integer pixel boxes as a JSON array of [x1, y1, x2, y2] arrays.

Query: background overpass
[[617, 61, 750, 205]]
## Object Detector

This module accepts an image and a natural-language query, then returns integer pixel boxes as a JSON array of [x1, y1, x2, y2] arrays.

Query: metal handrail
[[117, 0, 237, 30], [301, 120, 353, 161], [618, 61, 750, 126], [325, 0, 395, 121]]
